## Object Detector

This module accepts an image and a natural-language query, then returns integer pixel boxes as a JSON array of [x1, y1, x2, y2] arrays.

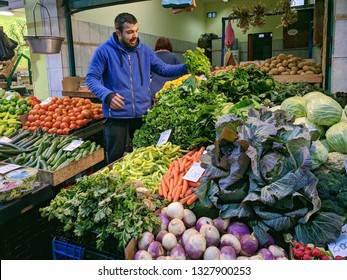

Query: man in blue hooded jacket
[[86, 13, 187, 163]]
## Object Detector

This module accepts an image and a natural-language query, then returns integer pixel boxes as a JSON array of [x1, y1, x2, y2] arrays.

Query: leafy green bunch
[[133, 77, 227, 149], [183, 47, 211, 76], [40, 173, 162, 251]]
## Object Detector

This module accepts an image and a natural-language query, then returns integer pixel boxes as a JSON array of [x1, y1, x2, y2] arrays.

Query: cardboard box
[[62, 76, 85, 91]]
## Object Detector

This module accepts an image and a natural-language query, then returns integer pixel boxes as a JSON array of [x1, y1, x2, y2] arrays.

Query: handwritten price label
[[63, 140, 84, 151], [328, 224, 347, 257], [0, 164, 21, 175], [0, 136, 12, 143], [41, 97, 52, 105], [156, 129, 172, 146], [183, 162, 205, 182]]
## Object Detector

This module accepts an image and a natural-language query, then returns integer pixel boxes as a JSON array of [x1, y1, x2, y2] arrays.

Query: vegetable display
[[40, 173, 163, 251], [23, 96, 103, 134], [197, 107, 346, 247], [133, 202, 288, 260], [5, 129, 101, 170], [133, 78, 226, 149], [260, 53, 321, 76], [291, 240, 345, 260], [107, 142, 183, 194], [159, 147, 205, 205]]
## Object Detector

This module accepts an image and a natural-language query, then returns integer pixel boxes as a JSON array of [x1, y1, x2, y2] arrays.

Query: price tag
[[156, 129, 172, 146], [183, 162, 205, 182], [41, 97, 52, 105], [6, 94, 14, 100], [63, 140, 84, 151], [328, 224, 347, 258], [0, 136, 11, 143], [0, 164, 21, 174]]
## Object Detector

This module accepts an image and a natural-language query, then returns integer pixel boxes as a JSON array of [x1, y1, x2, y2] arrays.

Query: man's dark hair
[[115, 13, 138, 32]]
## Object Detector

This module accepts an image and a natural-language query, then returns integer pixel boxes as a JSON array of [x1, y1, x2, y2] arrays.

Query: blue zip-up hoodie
[[86, 33, 187, 119]]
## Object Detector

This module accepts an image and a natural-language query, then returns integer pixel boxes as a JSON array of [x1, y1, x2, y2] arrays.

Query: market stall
[[32, 48, 346, 261]]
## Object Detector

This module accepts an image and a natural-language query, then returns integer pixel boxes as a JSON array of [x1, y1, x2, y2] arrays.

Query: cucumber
[[10, 130, 31, 144]]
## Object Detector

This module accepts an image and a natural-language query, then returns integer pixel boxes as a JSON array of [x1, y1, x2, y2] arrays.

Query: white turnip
[[147, 241, 165, 258], [182, 209, 197, 228], [137, 231, 155, 251], [134, 250, 153, 260], [155, 230, 169, 243], [156, 256, 173, 260], [185, 233, 206, 260], [203, 246, 220, 260], [227, 222, 250, 240], [220, 233, 241, 254], [268, 245, 287, 258], [257, 248, 274, 260], [236, 256, 250, 260], [162, 232, 178, 251], [166, 202, 184, 220], [158, 213, 170, 231], [168, 218, 186, 237], [220, 246, 237, 260], [181, 228, 199, 247], [239, 234, 259, 257], [170, 245, 186, 260], [213, 217, 230, 233], [195, 217, 213, 231], [249, 254, 265, 260], [199, 224, 220, 247]]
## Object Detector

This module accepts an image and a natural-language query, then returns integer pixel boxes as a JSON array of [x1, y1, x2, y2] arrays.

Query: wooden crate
[[273, 74, 323, 84], [36, 148, 104, 186]]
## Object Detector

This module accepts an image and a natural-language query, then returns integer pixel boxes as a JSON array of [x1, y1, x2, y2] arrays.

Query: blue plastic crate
[[52, 237, 85, 260]]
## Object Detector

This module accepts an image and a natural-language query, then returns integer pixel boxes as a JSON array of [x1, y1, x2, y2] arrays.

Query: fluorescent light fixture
[[0, 10, 14, 16]]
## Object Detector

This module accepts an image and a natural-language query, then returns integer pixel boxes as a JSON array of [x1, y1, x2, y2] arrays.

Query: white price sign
[[328, 224, 347, 258], [41, 97, 52, 105], [0, 164, 21, 174], [0, 136, 12, 143], [156, 129, 172, 146], [6, 94, 14, 100], [63, 140, 84, 151], [183, 162, 205, 182]]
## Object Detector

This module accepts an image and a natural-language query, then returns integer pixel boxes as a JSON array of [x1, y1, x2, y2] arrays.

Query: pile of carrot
[[158, 146, 205, 205]]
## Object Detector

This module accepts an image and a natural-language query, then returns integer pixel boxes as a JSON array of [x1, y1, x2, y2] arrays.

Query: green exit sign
[[207, 12, 217, 19]]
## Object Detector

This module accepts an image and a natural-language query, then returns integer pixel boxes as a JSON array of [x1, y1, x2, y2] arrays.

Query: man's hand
[[110, 93, 125, 110]]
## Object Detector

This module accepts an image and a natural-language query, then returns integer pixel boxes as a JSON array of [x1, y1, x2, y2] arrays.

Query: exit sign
[[207, 12, 217, 19]]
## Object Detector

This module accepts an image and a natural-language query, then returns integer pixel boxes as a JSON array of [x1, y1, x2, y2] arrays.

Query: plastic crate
[[52, 236, 123, 260], [52, 237, 85, 260]]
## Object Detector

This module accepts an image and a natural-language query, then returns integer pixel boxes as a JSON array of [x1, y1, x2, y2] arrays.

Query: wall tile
[[331, 57, 347, 93], [72, 19, 80, 42], [333, 20, 347, 58], [89, 23, 101, 43], [78, 21, 91, 43]]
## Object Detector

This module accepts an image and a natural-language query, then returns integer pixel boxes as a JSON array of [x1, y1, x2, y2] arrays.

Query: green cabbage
[[281, 96, 307, 118], [302, 91, 325, 102], [325, 122, 347, 153], [306, 94, 342, 126], [310, 140, 329, 170], [294, 117, 325, 138]]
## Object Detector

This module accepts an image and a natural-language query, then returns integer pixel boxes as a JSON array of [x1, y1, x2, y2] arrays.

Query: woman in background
[[150, 37, 181, 101]]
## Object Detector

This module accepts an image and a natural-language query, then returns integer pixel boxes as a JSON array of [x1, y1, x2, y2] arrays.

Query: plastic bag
[[224, 19, 235, 48], [0, 30, 18, 61]]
